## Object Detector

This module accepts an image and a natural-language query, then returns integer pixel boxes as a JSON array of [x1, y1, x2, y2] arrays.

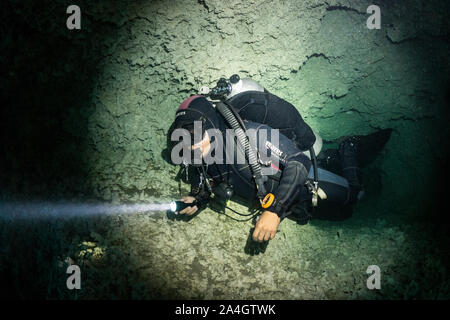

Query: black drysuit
[[183, 91, 317, 219]]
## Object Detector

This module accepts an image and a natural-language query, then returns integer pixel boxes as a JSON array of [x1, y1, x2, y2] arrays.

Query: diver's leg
[[336, 128, 393, 166], [316, 139, 364, 204], [289, 200, 312, 225], [320, 129, 392, 204], [339, 137, 364, 204], [288, 189, 353, 222], [316, 148, 342, 174], [288, 175, 352, 223]]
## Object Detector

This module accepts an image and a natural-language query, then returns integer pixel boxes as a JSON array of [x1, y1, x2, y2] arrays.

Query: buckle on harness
[[305, 181, 327, 207]]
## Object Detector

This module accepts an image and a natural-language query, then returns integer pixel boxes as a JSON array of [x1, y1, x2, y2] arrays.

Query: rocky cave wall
[[1, 0, 448, 205], [1, 0, 449, 299]]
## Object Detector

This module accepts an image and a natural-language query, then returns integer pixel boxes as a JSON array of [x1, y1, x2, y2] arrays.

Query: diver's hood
[[174, 95, 226, 134], [173, 95, 228, 168]]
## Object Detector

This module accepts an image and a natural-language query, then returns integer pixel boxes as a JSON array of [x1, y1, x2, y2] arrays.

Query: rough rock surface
[[0, 0, 449, 299]]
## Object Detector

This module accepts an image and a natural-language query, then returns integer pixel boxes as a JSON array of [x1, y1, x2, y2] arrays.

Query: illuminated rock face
[[0, 0, 449, 299]]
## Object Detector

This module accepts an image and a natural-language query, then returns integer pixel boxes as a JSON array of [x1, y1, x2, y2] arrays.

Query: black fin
[[321, 129, 393, 169], [356, 128, 393, 166], [330, 128, 393, 167]]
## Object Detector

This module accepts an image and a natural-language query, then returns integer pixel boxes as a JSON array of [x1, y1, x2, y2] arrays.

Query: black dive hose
[[309, 146, 321, 209], [214, 101, 267, 199], [309, 147, 318, 184]]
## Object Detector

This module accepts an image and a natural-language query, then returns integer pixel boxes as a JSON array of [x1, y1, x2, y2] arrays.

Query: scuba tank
[[200, 74, 323, 159], [200, 74, 264, 102], [200, 75, 269, 200], [200, 74, 326, 208]]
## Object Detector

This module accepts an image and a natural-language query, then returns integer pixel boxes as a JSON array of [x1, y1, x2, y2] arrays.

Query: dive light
[[170, 200, 199, 213]]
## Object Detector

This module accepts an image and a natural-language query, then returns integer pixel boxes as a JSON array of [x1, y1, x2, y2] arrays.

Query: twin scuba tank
[[199, 74, 323, 159], [199, 74, 269, 202], [200, 74, 265, 102], [197, 75, 325, 208]]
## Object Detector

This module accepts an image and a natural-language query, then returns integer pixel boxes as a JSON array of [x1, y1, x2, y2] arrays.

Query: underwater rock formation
[[0, 0, 449, 299]]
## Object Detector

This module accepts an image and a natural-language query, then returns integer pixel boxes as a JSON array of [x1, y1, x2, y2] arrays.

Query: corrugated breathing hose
[[214, 101, 267, 199]]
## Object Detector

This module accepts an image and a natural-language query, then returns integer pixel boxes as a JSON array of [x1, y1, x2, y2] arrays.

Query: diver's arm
[[253, 210, 280, 242], [178, 189, 210, 216], [178, 187, 210, 215], [266, 154, 311, 219], [178, 167, 211, 215], [178, 196, 198, 215], [190, 184, 211, 209]]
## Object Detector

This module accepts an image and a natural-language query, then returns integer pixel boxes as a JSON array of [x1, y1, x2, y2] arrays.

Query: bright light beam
[[0, 201, 176, 220]]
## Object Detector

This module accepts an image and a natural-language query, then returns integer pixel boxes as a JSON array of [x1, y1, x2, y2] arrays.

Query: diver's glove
[[192, 187, 211, 210]]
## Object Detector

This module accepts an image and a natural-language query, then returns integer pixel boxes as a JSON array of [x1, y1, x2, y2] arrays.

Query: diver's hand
[[178, 196, 198, 215], [252, 211, 280, 242]]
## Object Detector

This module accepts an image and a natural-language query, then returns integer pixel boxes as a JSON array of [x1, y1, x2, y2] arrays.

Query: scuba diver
[[170, 74, 392, 243]]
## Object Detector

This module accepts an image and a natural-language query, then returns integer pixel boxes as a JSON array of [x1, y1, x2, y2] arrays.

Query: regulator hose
[[309, 146, 320, 208], [309, 147, 318, 184], [215, 101, 267, 199]]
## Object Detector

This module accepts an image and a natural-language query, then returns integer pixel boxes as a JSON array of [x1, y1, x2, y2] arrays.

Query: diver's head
[[173, 95, 217, 130], [171, 95, 216, 167], [180, 123, 211, 166]]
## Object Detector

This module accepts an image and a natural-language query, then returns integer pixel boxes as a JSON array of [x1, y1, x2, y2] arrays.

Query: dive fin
[[356, 128, 393, 166], [335, 128, 393, 167]]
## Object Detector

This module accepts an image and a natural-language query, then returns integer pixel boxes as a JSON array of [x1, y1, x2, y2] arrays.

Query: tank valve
[[229, 74, 240, 84], [199, 86, 210, 95]]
